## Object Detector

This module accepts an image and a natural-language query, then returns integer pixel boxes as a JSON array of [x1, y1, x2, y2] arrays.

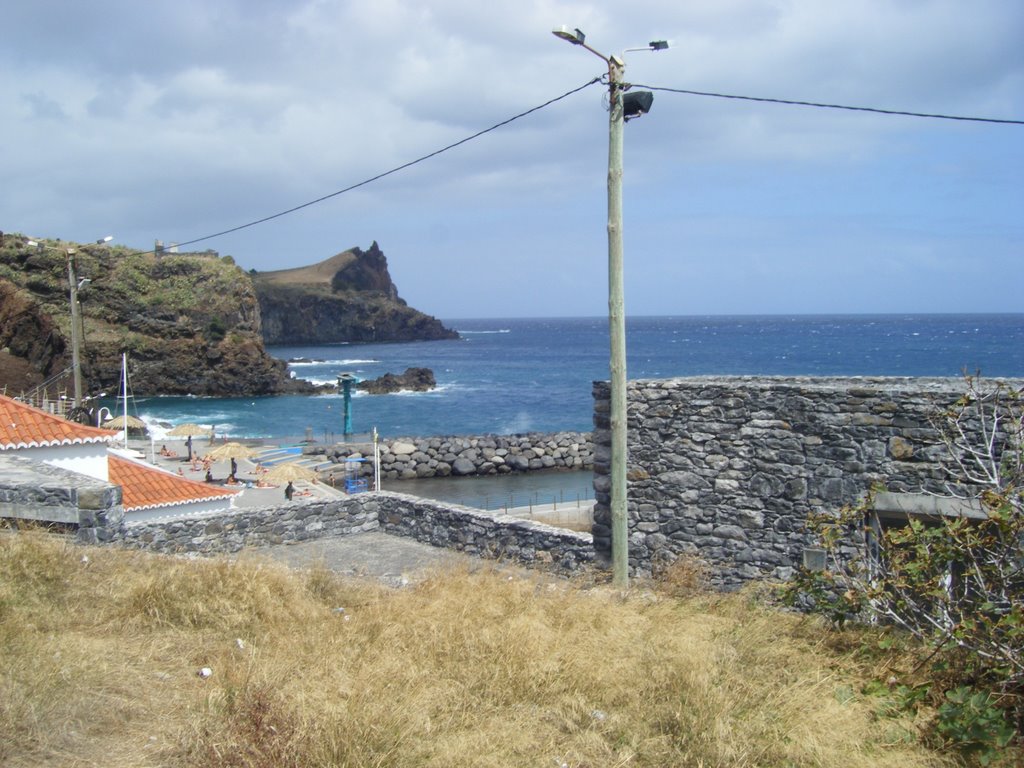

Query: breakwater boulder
[[307, 431, 593, 482]]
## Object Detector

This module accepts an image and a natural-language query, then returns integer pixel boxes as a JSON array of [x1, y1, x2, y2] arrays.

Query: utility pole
[[552, 27, 664, 588], [27, 237, 112, 414], [606, 57, 629, 588], [66, 248, 84, 409]]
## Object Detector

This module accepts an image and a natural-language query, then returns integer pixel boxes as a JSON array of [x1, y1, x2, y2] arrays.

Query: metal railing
[[9, 367, 73, 416]]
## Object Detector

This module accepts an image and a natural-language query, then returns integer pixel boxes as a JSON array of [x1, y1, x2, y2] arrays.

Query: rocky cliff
[[0, 235, 309, 397], [254, 242, 458, 345], [0, 236, 455, 398]]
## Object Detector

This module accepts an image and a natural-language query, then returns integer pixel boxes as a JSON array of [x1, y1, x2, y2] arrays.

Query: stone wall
[[593, 376, 1022, 589], [377, 492, 593, 572], [309, 431, 593, 482], [118, 497, 380, 555], [113, 492, 592, 574], [0, 454, 123, 543]]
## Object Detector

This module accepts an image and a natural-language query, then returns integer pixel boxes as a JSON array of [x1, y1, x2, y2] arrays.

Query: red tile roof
[[108, 454, 239, 512], [0, 394, 117, 450]]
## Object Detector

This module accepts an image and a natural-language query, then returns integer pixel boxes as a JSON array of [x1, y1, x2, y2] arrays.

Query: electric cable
[[115, 76, 1018, 258], [169, 77, 603, 251], [630, 83, 1024, 125]]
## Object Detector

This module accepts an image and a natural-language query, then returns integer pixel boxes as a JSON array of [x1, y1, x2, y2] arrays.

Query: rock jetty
[[308, 431, 593, 482]]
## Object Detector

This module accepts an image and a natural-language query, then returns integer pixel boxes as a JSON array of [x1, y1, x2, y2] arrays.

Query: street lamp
[[26, 236, 113, 410], [552, 27, 667, 588]]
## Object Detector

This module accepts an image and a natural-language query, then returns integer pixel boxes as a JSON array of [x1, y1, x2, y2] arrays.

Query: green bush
[[784, 377, 1023, 760]]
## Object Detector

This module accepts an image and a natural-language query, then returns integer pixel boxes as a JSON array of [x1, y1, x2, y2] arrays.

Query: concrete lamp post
[[551, 26, 667, 588], [26, 236, 113, 410]]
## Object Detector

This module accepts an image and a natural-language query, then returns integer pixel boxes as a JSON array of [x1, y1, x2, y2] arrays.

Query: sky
[[3, 0, 1022, 320]]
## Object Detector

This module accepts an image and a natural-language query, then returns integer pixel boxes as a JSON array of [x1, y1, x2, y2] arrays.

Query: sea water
[[129, 314, 1024, 441]]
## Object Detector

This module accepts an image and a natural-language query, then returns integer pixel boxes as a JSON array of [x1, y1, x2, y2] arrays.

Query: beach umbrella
[[205, 442, 262, 477], [263, 461, 319, 484], [167, 423, 212, 461], [102, 414, 147, 431]]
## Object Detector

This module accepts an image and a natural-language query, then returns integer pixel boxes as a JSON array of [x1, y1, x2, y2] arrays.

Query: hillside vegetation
[[0, 235, 297, 396], [0, 235, 453, 396], [0, 531, 976, 768]]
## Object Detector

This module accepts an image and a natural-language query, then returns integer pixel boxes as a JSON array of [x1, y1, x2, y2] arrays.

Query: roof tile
[[0, 395, 117, 450], [108, 454, 239, 511]]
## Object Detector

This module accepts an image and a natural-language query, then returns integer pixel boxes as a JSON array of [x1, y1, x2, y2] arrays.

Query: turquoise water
[[126, 314, 1024, 441]]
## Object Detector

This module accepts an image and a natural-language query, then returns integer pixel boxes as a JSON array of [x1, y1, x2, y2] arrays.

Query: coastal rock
[[0, 236, 309, 397], [0, 235, 450, 398], [254, 243, 458, 345], [358, 368, 436, 395], [451, 457, 476, 475], [0, 280, 66, 391]]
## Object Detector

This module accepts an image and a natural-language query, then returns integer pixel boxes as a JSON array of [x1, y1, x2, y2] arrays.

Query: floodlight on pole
[[551, 27, 667, 589]]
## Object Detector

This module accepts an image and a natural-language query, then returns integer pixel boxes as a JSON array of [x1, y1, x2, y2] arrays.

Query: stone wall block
[[593, 376, 1010, 588]]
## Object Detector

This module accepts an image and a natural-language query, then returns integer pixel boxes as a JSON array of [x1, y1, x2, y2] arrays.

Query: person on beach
[[205, 469, 213, 483], [285, 481, 295, 501]]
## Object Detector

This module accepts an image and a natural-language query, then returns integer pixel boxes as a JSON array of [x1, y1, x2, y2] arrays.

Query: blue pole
[[342, 379, 352, 435]]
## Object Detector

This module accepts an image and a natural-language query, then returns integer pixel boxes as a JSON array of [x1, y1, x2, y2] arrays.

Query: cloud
[[2, 0, 1021, 317]]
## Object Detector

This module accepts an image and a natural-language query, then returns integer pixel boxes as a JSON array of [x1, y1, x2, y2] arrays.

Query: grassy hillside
[[0, 530, 976, 767], [253, 251, 356, 287], [0, 235, 297, 396]]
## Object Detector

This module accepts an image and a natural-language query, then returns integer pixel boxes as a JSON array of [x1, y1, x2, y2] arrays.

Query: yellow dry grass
[[0, 531, 959, 767]]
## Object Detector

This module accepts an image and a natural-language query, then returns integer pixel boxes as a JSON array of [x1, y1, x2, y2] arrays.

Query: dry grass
[[0, 530, 962, 767]]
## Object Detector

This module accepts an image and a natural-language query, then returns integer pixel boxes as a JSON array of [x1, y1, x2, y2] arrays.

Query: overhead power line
[[135, 76, 1017, 257], [631, 83, 1024, 125], [170, 77, 603, 251]]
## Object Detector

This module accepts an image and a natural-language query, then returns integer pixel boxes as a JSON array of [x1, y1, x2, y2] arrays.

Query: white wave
[[289, 358, 380, 366], [500, 411, 534, 433], [457, 329, 510, 335], [390, 383, 454, 397], [140, 416, 235, 441]]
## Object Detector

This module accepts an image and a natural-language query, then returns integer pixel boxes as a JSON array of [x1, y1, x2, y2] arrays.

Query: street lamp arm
[[553, 28, 668, 86]]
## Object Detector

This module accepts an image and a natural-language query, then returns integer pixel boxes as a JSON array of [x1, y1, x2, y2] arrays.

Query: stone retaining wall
[[593, 376, 1022, 589], [0, 454, 123, 543], [113, 492, 593, 574], [376, 492, 593, 572], [308, 431, 593, 481], [118, 497, 380, 555]]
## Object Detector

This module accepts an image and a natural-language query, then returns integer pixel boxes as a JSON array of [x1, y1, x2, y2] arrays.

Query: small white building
[[0, 394, 116, 479], [1, 394, 237, 522]]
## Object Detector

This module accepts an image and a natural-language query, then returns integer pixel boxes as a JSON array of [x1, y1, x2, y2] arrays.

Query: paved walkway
[[133, 437, 582, 586], [134, 438, 343, 507]]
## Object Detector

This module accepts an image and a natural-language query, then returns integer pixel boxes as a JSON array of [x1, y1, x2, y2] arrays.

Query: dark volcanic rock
[[0, 279, 67, 391], [0, 236, 306, 397], [254, 242, 458, 345], [357, 367, 436, 394], [0, 235, 450, 398]]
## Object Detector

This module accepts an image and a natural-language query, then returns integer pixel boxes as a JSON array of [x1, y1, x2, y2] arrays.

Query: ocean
[[126, 314, 1024, 443]]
